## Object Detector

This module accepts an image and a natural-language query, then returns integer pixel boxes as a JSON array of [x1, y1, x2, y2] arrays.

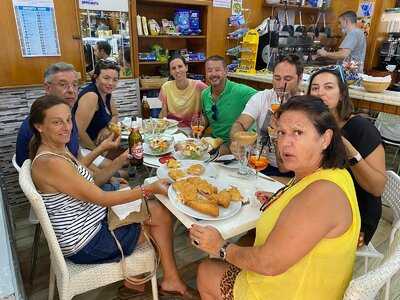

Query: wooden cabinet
[[131, 0, 211, 78]]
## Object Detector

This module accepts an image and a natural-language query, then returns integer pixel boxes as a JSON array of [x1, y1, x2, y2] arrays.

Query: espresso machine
[[378, 32, 400, 91]]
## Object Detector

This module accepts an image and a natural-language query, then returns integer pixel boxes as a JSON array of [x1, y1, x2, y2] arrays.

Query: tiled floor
[[10, 144, 400, 300]]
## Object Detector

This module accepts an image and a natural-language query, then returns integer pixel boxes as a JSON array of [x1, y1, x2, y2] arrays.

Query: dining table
[[144, 163, 284, 239]]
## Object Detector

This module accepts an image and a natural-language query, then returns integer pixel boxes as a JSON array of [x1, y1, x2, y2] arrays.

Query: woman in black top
[[308, 67, 386, 245]]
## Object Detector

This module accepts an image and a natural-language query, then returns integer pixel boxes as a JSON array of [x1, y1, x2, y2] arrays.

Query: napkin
[[111, 187, 142, 220], [173, 133, 187, 142]]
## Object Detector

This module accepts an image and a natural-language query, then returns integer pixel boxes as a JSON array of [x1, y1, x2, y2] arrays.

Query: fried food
[[108, 122, 121, 137], [226, 186, 242, 201], [186, 164, 205, 175], [186, 199, 219, 217], [201, 137, 224, 149], [216, 191, 231, 208], [168, 169, 187, 181], [167, 159, 181, 169], [172, 177, 242, 217]]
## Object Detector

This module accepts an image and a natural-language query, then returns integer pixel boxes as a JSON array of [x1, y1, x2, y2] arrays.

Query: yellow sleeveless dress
[[233, 168, 360, 300]]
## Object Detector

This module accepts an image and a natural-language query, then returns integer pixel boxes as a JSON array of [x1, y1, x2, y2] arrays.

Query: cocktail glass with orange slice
[[248, 145, 269, 187]]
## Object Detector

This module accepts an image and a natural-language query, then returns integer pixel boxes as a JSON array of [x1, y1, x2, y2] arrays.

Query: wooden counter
[[228, 72, 400, 115]]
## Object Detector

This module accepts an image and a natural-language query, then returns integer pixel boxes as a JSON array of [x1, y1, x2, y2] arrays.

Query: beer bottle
[[142, 96, 151, 119], [128, 120, 144, 168]]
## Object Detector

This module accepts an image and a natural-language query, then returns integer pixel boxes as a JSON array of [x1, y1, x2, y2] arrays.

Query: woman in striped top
[[29, 95, 198, 299]]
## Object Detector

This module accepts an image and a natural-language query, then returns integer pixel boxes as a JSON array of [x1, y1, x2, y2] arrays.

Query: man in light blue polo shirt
[[317, 11, 366, 72], [201, 55, 257, 153]]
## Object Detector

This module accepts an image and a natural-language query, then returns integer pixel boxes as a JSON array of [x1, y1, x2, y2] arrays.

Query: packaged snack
[[148, 19, 160, 36], [174, 9, 190, 35]]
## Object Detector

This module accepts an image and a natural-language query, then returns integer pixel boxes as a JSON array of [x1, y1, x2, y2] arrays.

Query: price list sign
[[13, 0, 60, 57]]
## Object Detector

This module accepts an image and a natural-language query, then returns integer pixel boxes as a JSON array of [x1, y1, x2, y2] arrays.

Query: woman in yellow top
[[159, 55, 207, 127], [190, 95, 361, 300]]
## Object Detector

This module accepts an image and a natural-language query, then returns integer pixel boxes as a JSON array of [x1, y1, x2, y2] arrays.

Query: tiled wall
[[0, 79, 140, 208]]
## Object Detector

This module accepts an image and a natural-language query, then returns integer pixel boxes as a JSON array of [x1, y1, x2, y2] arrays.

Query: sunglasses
[[211, 103, 218, 121], [260, 178, 296, 212], [319, 64, 346, 84]]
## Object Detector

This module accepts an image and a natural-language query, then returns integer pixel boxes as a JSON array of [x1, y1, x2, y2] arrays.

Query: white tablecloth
[[145, 164, 284, 239]]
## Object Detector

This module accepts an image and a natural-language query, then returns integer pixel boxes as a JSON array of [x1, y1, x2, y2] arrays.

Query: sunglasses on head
[[211, 103, 218, 121], [98, 59, 119, 69], [319, 64, 346, 84]]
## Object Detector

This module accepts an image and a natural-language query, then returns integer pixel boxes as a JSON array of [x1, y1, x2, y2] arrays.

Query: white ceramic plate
[[157, 160, 218, 182], [174, 151, 211, 162], [143, 143, 174, 156], [121, 126, 178, 139], [214, 154, 240, 169], [168, 177, 242, 221]]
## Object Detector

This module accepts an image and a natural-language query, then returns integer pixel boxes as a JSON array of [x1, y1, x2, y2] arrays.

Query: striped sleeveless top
[[32, 151, 107, 257]]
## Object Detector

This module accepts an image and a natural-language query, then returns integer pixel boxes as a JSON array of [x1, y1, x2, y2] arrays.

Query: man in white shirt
[[229, 55, 303, 177], [317, 11, 366, 72]]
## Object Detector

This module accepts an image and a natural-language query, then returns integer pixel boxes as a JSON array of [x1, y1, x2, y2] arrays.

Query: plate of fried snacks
[[168, 176, 243, 220], [157, 159, 217, 182], [143, 135, 174, 156]]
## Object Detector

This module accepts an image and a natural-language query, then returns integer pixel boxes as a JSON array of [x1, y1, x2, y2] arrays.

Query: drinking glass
[[232, 131, 258, 176], [248, 145, 269, 186], [191, 115, 205, 139]]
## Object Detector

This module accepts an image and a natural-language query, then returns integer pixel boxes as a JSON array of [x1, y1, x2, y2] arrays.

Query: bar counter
[[228, 72, 400, 115]]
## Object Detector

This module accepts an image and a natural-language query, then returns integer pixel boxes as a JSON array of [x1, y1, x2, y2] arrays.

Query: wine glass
[[248, 144, 269, 187], [191, 115, 205, 140]]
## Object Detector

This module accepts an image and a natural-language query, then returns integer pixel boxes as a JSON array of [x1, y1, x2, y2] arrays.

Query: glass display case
[[79, 1, 132, 79]]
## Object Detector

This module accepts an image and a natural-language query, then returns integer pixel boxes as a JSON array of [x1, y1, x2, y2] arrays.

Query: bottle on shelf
[[128, 118, 144, 177], [142, 96, 151, 119]]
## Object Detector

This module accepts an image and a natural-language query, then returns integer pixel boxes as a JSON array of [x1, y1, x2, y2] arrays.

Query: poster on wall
[[213, 0, 231, 9], [357, 1, 375, 37], [231, 0, 242, 15], [78, 0, 128, 12], [13, 0, 60, 57]]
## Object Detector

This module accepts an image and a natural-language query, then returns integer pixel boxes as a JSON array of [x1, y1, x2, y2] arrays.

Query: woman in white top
[[29, 95, 198, 299]]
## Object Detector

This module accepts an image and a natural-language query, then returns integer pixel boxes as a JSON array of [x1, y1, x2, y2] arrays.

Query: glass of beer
[[191, 115, 205, 140], [232, 131, 258, 175]]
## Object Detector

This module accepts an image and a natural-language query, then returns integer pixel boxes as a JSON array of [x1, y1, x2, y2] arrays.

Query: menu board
[[13, 0, 60, 57]]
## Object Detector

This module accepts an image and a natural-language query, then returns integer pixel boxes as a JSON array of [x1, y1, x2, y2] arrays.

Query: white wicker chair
[[343, 220, 400, 300], [18, 160, 159, 300], [13, 154, 42, 282]]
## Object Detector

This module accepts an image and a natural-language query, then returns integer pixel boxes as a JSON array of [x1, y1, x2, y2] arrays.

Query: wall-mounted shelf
[[138, 35, 206, 39], [263, 3, 325, 13], [139, 60, 205, 65]]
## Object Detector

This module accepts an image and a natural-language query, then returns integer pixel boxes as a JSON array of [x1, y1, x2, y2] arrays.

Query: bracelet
[[140, 185, 152, 200]]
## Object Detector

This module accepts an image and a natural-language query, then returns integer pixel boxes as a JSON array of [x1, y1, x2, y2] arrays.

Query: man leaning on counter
[[317, 10, 366, 72]]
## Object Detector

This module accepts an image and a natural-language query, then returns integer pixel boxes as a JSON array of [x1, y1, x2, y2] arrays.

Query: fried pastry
[[186, 199, 219, 217], [226, 186, 242, 201], [216, 190, 231, 208], [167, 159, 181, 169], [186, 164, 205, 175], [169, 169, 186, 181]]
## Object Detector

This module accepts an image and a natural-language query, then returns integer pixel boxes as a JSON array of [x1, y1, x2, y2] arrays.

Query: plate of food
[[174, 138, 210, 161], [157, 159, 218, 182], [168, 176, 243, 221], [143, 135, 174, 156]]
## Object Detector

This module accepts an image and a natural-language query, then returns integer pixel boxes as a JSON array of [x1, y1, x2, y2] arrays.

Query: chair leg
[[30, 223, 41, 283], [48, 265, 55, 300], [384, 279, 391, 300], [364, 257, 369, 274], [151, 274, 159, 300]]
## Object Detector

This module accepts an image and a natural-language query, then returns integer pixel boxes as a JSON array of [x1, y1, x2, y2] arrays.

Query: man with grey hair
[[16, 62, 119, 170], [317, 10, 366, 72]]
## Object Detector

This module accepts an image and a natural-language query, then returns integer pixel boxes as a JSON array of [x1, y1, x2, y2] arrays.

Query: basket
[[140, 76, 169, 89], [362, 80, 391, 93]]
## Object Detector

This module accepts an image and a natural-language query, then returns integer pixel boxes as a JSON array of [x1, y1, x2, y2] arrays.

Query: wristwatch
[[219, 242, 231, 260], [349, 152, 362, 166]]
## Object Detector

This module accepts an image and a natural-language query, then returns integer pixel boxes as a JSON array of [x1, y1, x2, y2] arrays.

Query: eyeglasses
[[53, 81, 79, 91], [319, 65, 346, 84], [211, 103, 218, 121], [260, 178, 297, 212]]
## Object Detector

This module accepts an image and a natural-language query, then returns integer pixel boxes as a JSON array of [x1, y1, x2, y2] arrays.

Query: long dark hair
[[276, 95, 347, 169], [29, 95, 70, 160], [307, 68, 353, 121]]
